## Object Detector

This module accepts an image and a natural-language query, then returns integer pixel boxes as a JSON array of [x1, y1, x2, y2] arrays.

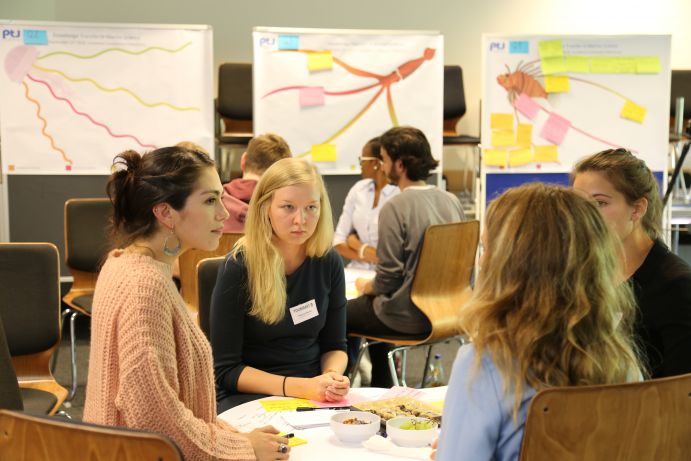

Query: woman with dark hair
[[333, 137, 399, 269], [572, 148, 691, 378], [84, 146, 290, 461]]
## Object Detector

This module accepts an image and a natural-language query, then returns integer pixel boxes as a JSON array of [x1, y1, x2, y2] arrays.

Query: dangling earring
[[163, 226, 181, 257]]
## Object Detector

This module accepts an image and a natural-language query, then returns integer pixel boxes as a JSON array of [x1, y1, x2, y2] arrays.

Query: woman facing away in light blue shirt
[[435, 183, 643, 461], [333, 137, 398, 270]]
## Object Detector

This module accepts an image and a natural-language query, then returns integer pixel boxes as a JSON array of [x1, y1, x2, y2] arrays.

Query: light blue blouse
[[436, 345, 535, 461], [333, 178, 399, 269]]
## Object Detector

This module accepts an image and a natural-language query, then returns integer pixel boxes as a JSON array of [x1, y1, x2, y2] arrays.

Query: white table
[[218, 386, 447, 460]]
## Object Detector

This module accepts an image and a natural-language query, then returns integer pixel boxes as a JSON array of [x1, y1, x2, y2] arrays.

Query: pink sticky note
[[539, 112, 571, 145], [299, 86, 325, 107], [310, 393, 370, 408], [513, 93, 540, 120]]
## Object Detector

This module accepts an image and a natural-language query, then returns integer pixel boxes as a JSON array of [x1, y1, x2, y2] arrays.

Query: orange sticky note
[[620, 100, 646, 123], [492, 130, 515, 147], [490, 113, 513, 130], [533, 145, 559, 163], [307, 52, 333, 71], [517, 124, 533, 146], [483, 149, 506, 167], [544, 75, 570, 93], [311, 143, 337, 162], [509, 148, 533, 167]]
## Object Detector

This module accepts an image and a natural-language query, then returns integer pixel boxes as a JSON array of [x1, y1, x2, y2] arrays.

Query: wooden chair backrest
[[0, 409, 183, 461], [179, 233, 242, 312], [410, 220, 479, 343], [519, 373, 691, 461]]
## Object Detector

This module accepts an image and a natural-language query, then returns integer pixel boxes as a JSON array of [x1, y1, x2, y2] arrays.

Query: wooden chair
[[0, 243, 68, 416], [62, 198, 112, 400], [179, 233, 242, 321], [196, 256, 226, 340], [519, 372, 691, 460], [0, 409, 183, 461], [349, 221, 480, 386]]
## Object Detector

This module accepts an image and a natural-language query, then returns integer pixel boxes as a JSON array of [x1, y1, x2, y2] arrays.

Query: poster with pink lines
[[253, 27, 443, 174], [0, 21, 214, 174], [482, 35, 671, 173]]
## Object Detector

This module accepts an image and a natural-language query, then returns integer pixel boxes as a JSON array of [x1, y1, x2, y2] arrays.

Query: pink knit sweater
[[84, 252, 255, 461]]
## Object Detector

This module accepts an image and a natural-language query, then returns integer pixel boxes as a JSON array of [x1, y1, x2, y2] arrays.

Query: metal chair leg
[[420, 345, 434, 387], [386, 348, 400, 387], [67, 311, 79, 401], [52, 308, 73, 374]]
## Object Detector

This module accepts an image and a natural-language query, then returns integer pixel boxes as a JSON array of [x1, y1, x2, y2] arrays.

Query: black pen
[[285, 433, 294, 439], [295, 406, 350, 411]]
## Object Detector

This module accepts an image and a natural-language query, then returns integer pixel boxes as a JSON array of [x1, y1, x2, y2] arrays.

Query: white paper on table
[[281, 409, 348, 429], [363, 435, 433, 460]]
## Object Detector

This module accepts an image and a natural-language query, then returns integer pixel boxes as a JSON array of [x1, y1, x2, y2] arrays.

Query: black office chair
[[197, 256, 225, 340], [0, 243, 68, 416], [217, 62, 253, 146], [443, 65, 480, 145], [61, 198, 112, 401]]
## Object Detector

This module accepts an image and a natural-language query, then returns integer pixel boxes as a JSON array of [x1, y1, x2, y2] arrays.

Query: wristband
[[282, 376, 288, 397], [357, 244, 369, 259]]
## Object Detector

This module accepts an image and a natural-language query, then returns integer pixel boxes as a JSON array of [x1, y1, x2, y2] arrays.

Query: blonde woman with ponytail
[[435, 183, 642, 461], [211, 158, 350, 412]]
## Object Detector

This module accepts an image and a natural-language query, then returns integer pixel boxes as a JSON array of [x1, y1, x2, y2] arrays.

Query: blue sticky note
[[278, 35, 299, 50], [23, 29, 48, 45], [510, 41, 529, 54]]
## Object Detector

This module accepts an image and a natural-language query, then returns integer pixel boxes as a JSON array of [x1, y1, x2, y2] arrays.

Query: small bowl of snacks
[[330, 411, 381, 443], [386, 416, 438, 447]]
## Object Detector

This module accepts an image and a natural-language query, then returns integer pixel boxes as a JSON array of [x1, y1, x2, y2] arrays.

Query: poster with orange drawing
[[482, 35, 671, 173], [0, 21, 214, 174], [253, 27, 443, 174]]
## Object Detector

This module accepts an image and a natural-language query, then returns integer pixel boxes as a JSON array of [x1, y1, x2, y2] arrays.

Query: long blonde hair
[[232, 158, 333, 324], [461, 183, 641, 419]]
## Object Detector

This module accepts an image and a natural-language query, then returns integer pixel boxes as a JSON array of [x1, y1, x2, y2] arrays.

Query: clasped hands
[[307, 371, 350, 402]]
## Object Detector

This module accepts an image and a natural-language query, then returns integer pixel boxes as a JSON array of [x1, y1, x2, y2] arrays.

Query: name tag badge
[[289, 299, 319, 325]]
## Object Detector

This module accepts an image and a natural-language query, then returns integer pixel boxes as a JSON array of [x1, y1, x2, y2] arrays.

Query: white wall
[[2, 0, 690, 137]]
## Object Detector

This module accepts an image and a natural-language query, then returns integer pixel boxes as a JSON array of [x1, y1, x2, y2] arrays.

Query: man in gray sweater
[[347, 126, 464, 387]]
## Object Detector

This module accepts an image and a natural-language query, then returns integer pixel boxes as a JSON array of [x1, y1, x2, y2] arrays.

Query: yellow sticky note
[[492, 130, 515, 147], [311, 143, 337, 162], [620, 100, 646, 123], [540, 57, 566, 75], [307, 52, 333, 71], [544, 75, 570, 93], [509, 148, 533, 167], [260, 399, 315, 412], [279, 433, 308, 447], [589, 57, 635, 74], [517, 124, 533, 146], [483, 149, 507, 167], [565, 56, 590, 73], [490, 113, 513, 130], [533, 145, 559, 163], [636, 56, 661, 74], [538, 40, 563, 58]]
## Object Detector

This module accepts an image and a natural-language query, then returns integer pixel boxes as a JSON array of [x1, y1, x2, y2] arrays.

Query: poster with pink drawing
[[253, 27, 444, 174], [482, 35, 671, 173], [0, 21, 214, 174]]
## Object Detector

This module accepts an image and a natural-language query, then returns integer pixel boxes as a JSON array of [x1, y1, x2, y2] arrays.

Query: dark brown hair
[[379, 126, 438, 181], [572, 148, 662, 240], [106, 146, 215, 246], [244, 133, 291, 174]]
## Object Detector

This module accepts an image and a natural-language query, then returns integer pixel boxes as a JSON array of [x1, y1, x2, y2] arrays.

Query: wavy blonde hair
[[231, 158, 333, 324], [460, 183, 642, 419]]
